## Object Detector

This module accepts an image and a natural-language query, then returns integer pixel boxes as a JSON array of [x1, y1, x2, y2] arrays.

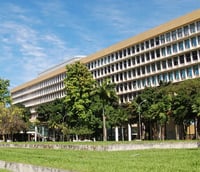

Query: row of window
[[13, 82, 65, 105], [12, 73, 66, 101], [87, 21, 200, 70], [116, 64, 199, 94], [40, 73, 66, 88], [93, 50, 200, 79]]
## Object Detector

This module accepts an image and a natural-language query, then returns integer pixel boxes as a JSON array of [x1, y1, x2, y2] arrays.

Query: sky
[[0, 0, 200, 89]]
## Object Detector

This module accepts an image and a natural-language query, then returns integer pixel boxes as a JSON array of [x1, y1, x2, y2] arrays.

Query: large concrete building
[[11, 9, 200, 139]]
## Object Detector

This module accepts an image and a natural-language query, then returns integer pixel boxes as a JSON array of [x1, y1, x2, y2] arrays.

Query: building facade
[[11, 10, 200, 135]]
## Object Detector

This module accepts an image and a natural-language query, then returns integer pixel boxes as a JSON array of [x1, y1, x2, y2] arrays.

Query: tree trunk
[[121, 126, 124, 141], [175, 124, 180, 140], [102, 107, 107, 141]]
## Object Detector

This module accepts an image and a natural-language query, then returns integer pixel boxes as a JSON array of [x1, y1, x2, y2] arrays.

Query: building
[[11, 9, 200, 140]]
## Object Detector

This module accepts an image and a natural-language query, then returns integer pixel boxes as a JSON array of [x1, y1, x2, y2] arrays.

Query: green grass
[[0, 147, 199, 172], [0, 169, 12, 172]]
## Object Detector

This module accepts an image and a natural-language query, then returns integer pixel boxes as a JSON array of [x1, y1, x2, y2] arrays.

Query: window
[[184, 39, 190, 49], [180, 69, 186, 79], [166, 32, 171, 42], [156, 49, 160, 58], [155, 37, 160, 45], [104, 67, 107, 74], [119, 51, 122, 58], [111, 64, 114, 72], [193, 65, 199, 76], [184, 25, 189, 36], [150, 39, 154, 47], [168, 72, 173, 81], [172, 44, 178, 53], [167, 46, 172, 55], [197, 21, 200, 31], [123, 50, 126, 57], [190, 23, 195, 33], [128, 70, 132, 78], [178, 28, 183, 38], [156, 62, 161, 71], [141, 43, 144, 50], [141, 54, 145, 62], [163, 73, 168, 82], [127, 48, 131, 55], [128, 59, 131, 66], [124, 72, 127, 80], [145, 41, 149, 49], [111, 54, 114, 61], [191, 37, 197, 47], [187, 67, 192, 78], [116, 63, 119, 70], [186, 53, 191, 62], [124, 61, 127, 68], [136, 56, 140, 64], [172, 31, 177, 40], [198, 36, 200, 45], [137, 68, 141, 76], [178, 41, 184, 51], [146, 52, 150, 61], [160, 35, 165, 44], [151, 51, 155, 59], [115, 52, 118, 60], [167, 59, 172, 68], [120, 61, 123, 69], [132, 57, 135, 65], [151, 63, 156, 72], [152, 76, 157, 85], [132, 46, 135, 54], [175, 70, 180, 80], [192, 51, 198, 61], [132, 69, 136, 77], [136, 44, 140, 52], [161, 47, 166, 56], [142, 66, 145, 75], [179, 55, 185, 64], [162, 61, 166, 69], [147, 78, 151, 86], [173, 57, 178, 66], [120, 73, 123, 81], [147, 65, 151, 73]]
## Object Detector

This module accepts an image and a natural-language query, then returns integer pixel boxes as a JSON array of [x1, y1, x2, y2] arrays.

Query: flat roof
[[11, 9, 200, 93]]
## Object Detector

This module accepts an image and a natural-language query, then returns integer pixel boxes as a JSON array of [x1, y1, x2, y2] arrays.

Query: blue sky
[[0, 0, 200, 89]]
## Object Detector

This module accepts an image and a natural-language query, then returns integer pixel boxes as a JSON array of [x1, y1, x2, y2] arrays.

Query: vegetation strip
[[0, 147, 200, 172]]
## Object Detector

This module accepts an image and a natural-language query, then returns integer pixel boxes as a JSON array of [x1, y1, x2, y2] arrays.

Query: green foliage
[[0, 78, 11, 106], [0, 104, 27, 141], [36, 99, 65, 128], [64, 62, 96, 135]]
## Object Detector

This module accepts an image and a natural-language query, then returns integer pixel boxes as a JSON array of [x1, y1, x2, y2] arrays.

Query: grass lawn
[[0, 146, 199, 172]]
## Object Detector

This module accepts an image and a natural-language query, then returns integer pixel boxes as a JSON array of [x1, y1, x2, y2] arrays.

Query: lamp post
[[138, 100, 146, 140]]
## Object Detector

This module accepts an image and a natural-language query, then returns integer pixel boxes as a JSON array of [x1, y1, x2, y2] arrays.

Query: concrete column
[[34, 126, 37, 142], [42, 126, 45, 142], [128, 124, 132, 141], [115, 127, 119, 142]]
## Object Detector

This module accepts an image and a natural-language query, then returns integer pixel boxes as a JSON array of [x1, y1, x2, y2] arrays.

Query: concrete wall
[[0, 160, 71, 172], [0, 141, 199, 151]]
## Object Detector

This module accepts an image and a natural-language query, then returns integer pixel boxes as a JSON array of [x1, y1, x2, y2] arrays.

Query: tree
[[36, 99, 65, 141], [64, 62, 96, 139], [0, 104, 27, 141], [0, 78, 11, 106], [96, 79, 118, 141]]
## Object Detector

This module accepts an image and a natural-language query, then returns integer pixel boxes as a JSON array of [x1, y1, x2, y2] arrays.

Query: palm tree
[[97, 79, 118, 141]]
